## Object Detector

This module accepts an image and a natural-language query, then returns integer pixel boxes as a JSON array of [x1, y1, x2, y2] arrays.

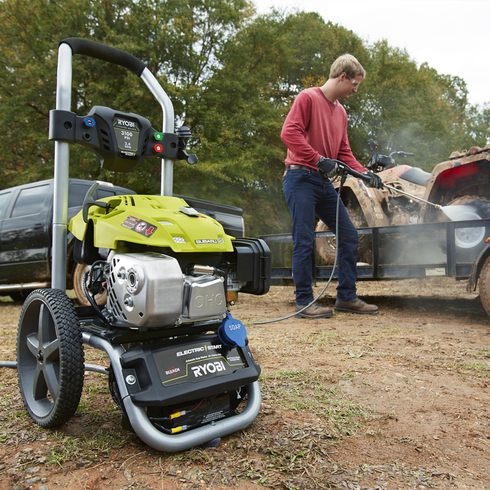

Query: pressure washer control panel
[[49, 106, 196, 172]]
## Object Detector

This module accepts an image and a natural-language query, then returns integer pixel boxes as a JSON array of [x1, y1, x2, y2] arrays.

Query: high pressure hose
[[249, 168, 348, 326]]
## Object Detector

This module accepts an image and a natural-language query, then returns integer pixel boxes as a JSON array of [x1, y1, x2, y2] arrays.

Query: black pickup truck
[[0, 179, 245, 303]]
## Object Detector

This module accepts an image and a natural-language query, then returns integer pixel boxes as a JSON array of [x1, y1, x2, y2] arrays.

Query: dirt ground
[[1, 277, 490, 490]]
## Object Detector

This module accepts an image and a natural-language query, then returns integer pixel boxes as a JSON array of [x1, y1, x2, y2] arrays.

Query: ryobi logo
[[191, 360, 227, 377], [117, 119, 137, 128]]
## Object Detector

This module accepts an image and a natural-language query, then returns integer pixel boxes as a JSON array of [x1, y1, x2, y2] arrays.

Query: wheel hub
[[452, 209, 485, 249]]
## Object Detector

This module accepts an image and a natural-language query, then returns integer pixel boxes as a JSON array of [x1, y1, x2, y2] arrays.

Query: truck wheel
[[315, 209, 371, 265], [479, 256, 490, 317], [439, 196, 490, 259], [9, 290, 34, 302], [73, 263, 107, 306], [16, 288, 84, 427]]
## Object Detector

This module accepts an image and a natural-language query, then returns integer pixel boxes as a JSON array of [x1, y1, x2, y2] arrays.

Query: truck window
[[0, 192, 11, 219], [67, 183, 118, 208], [68, 183, 91, 208], [10, 185, 49, 218], [97, 188, 117, 199]]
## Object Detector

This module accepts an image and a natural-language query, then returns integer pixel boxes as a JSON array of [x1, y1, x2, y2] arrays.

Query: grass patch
[[45, 430, 128, 467], [477, 347, 490, 357], [458, 360, 490, 376], [172, 367, 371, 490], [260, 369, 369, 439]]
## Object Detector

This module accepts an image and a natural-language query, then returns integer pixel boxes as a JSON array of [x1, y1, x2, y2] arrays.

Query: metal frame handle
[[52, 38, 175, 290]]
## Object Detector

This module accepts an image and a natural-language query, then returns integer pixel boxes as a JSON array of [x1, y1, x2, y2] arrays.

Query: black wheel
[[16, 288, 84, 427], [316, 208, 371, 265], [479, 256, 490, 317], [73, 263, 107, 306]]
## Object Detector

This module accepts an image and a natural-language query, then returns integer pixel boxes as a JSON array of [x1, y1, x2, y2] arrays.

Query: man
[[281, 53, 382, 318]]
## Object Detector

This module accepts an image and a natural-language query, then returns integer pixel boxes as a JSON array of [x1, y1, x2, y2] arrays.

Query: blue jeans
[[283, 168, 359, 305]]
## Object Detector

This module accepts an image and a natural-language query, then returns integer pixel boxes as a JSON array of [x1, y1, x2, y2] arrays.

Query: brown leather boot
[[334, 297, 378, 315], [295, 304, 333, 319]]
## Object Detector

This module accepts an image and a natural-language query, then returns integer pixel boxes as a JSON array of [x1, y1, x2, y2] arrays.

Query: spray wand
[[320, 159, 443, 211], [381, 183, 442, 210]]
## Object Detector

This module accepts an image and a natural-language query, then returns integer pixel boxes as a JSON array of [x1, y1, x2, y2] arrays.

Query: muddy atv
[[316, 141, 490, 264]]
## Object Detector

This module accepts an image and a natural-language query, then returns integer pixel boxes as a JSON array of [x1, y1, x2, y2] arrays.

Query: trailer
[[261, 217, 490, 317]]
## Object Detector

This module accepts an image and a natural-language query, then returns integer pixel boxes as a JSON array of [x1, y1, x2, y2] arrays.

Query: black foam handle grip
[[337, 160, 367, 181], [60, 37, 146, 77]]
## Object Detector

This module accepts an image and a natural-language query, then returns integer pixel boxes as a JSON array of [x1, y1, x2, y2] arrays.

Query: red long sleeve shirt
[[281, 87, 366, 174]]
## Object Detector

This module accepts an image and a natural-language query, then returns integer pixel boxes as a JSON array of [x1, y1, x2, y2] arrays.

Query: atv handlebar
[[391, 151, 414, 159], [366, 139, 414, 172]]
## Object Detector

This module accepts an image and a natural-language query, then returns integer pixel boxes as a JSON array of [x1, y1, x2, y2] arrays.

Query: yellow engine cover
[[69, 194, 234, 253]]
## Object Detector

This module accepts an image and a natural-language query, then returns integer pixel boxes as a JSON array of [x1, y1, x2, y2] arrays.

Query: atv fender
[[422, 150, 490, 211], [339, 178, 390, 227]]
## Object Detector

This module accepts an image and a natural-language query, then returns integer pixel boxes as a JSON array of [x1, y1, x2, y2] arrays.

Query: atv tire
[[479, 255, 490, 317], [437, 196, 490, 260], [316, 209, 371, 265]]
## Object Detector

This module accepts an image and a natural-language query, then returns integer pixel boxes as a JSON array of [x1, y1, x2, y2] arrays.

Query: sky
[[255, 0, 490, 107]]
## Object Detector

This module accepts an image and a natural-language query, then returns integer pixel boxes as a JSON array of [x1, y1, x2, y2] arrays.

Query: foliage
[[0, 0, 252, 192], [178, 11, 371, 234], [353, 41, 477, 168], [466, 102, 490, 147], [1, 0, 489, 235]]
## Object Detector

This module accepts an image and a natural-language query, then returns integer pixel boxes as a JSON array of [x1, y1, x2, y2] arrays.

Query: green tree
[[353, 41, 480, 169], [180, 10, 369, 234], [0, 0, 252, 191], [2, 1, 490, 236], [466, 102, 490, 147]]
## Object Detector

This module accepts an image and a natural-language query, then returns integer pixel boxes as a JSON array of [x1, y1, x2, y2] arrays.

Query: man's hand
[[362, 170, 383, 189], [316, 157, 338, 177]]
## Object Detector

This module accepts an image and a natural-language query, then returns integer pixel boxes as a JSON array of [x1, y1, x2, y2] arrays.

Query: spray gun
[[381, 183, 442, 210], [317, 158, 443, 211]]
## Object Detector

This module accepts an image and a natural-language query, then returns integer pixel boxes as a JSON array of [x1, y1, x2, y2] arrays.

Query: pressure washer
[[12, 38, 271, 453]]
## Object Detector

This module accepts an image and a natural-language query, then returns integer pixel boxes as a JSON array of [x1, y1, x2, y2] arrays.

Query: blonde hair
[[329, 54, 366, 79]]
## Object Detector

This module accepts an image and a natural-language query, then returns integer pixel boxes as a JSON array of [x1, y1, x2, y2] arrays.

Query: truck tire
[[315, 209, 371, 265], [9, 290, 34, 302], [438, 196, 490, 259], [73, 263, 107, 306], [16, 288, 84, 427]]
